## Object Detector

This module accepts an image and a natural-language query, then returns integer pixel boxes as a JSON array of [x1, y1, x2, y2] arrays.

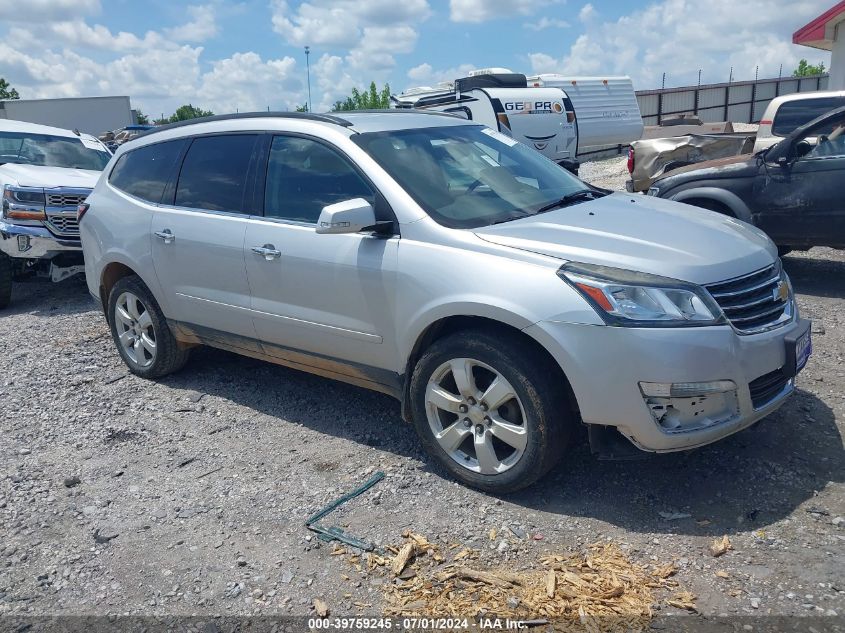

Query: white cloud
[[524, 17, 570, 31], [164, 5, 218, 43], [197, 52, 301, 113], [269, 0, 430, 92], [6, 4, 217, 53], [529, 0, 832, 90], [577, 3, 596, 22], [0, 0, 100, 21], [406, 62, 476, 88], [450, 0, 561, 23], [271, 0, 429, 48]]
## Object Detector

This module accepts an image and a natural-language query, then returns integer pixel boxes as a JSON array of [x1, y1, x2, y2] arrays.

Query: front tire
[[409, 330, 574, 493], [0, 253, 12, 309], [107, 276, 190, 378]]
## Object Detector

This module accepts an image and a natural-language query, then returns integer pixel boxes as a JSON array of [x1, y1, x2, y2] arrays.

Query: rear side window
[[175, 134, 258, 213], [772, 97, 845, 136], [109, 139, 185, 203]]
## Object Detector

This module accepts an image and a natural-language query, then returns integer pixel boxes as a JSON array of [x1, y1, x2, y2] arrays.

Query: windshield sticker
[[480, 128, 518, 147]]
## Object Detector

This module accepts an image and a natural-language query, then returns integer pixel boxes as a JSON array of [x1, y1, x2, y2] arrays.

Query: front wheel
[[0, 253, 12, 309], [107, 276, 190, 378], [409, 330, 574, 493]]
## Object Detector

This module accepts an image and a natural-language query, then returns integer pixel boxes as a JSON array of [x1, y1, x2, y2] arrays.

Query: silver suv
[[81, 111, 812, 492]]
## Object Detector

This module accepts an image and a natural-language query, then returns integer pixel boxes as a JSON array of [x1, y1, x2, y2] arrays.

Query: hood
[[0, 164, 100, 190], [474, 192, 776, 285], [659, 152, 755, 179]]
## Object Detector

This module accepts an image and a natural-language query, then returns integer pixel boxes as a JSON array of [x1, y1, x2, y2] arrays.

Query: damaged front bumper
[[524, 316, 809, 453]]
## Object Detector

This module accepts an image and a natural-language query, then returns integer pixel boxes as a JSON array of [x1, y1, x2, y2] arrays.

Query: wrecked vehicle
[[82, 111, 810, 492], [626, 133, 755, 193], [1, 119, 111, 308], [650, 105, 845, 253]]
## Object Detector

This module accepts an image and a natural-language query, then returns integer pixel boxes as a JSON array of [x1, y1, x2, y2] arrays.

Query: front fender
[[670, 186, 753, 223]]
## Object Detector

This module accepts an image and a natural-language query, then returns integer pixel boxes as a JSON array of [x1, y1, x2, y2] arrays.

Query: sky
[[0, 0, 834, 118]]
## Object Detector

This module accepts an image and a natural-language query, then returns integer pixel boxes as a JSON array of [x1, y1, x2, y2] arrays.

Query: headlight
[[2, 185, 46, 220], [558, 262, 724, 327]]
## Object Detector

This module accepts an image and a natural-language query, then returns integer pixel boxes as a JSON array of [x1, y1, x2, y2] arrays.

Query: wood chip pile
[[352, 532, 696, 632]]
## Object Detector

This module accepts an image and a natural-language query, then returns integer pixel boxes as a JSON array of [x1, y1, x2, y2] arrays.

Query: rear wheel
[[0, 253, 12, 309], [107, 276, 190, 378], [409, 330, 574, 493]]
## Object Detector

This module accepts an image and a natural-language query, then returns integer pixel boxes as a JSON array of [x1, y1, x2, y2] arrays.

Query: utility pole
[[304, 46, 312, 112]]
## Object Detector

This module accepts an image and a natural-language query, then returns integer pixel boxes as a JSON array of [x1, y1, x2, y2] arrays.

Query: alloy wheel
[[114, 291, 156, 368], [424, 357, 528, 475]]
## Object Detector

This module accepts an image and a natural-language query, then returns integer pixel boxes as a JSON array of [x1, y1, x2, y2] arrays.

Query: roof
[[0, 117, 101, 142], [141, 109, 472, 139], [793, 0, 845, 50], [764, 89, 845, 110]]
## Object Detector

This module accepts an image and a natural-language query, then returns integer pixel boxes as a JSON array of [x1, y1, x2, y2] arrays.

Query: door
[[753, 110, 845, 248], [151, 133, 261, 340], [244, 135, 398, 370]]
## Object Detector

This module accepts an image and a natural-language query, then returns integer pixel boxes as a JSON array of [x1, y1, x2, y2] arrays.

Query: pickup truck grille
[[706, 263, 792, 334], [45, 188, 90, 238]]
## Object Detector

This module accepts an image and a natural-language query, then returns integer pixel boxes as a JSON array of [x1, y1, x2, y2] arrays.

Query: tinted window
[[109, 139, 185, 203], [264, 136, 374, 223], [772, 97, 845, 136], [175, 135, 258, 213]]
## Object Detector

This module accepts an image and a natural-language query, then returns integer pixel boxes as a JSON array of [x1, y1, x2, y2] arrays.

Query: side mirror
[[316, 198, 377, 235]]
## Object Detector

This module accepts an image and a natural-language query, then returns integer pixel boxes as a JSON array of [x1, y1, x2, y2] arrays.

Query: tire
[[0, 253, 12, 309], [409, 330, 574, 493], [107, 275, 190, 378]]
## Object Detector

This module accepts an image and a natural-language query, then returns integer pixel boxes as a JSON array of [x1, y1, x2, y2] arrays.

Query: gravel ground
[[1, 166, 843, 623]]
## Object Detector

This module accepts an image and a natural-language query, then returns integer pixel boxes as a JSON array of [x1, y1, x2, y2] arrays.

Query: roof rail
[[141, 111, 353, 137]]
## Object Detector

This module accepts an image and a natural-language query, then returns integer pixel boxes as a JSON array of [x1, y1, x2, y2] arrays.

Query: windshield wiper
[[533, 190, 603, 215]]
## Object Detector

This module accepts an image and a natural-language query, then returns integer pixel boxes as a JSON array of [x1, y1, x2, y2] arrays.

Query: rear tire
[[0, 253, 12, 309], [107, 276, 190, 378], [409, 329, 574, 493]]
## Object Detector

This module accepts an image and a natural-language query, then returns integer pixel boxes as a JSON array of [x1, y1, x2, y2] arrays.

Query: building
[[793, 1, 845, 90], [0, 96, 135, 135]]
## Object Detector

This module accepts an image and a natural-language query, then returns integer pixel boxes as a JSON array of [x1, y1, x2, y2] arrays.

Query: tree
[[167, 104, 214, 123], [793, 59, 826, 77], [135, 110, 150, 125], [331, 81, 391, 111], [295, 103, 308, 112], [0, 78, 20, 100]]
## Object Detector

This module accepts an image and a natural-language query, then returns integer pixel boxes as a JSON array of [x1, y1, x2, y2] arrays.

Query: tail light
[[626, 147, 635, 174], [77, 202, 90, 222]]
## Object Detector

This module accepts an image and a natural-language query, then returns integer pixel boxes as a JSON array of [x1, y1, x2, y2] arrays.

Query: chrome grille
[[47, 215, 79, 235], [46, 193, 87, 208], [706, 263, 792, 334], [45, 188, 90, 238]]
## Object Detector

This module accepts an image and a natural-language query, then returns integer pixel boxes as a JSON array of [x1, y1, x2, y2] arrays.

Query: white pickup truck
[[0, 119, 111, 308]]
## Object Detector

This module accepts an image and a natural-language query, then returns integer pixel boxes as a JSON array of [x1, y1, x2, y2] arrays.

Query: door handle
[[154, 229, 175, 244], [251, 244, 282, 261]]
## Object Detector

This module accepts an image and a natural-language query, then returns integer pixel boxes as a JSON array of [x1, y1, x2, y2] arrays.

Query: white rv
[[393, 70, 643, 173]]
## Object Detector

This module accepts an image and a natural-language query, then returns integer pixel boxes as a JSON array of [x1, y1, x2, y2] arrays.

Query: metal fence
[[636, 74, 830, 126]]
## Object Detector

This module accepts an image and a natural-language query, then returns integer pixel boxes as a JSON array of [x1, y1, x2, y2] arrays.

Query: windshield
[[0, 131, 110, 171], [352, 125, 591, 228]]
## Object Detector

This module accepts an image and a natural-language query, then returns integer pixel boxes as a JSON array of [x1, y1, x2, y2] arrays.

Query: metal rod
[[305, 46, 312, 112]]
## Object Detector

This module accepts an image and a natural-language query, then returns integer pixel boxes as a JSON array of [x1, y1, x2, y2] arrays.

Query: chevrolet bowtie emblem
[[774, 280, 789, 302]]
